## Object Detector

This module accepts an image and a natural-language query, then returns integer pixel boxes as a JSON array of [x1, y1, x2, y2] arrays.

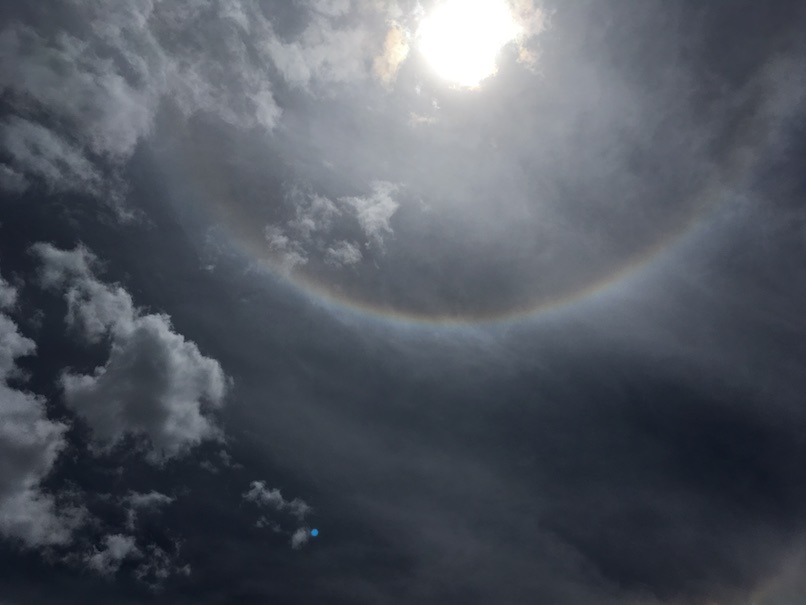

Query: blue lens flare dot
[[310, 528, 319, 537]]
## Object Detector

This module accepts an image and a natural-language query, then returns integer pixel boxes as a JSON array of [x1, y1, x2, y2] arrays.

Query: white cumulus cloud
[[33, 244, 228, 463]]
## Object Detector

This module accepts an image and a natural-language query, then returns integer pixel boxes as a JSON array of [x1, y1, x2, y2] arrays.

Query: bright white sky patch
[[418, 0, 521, 87]]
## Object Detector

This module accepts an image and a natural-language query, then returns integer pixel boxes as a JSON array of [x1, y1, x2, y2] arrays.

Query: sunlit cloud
[[373, 23, 410, 86]]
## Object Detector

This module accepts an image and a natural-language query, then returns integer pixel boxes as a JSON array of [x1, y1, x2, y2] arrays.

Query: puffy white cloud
[[33, 244, 228, 463], [60, 313, 227, 462], [0, 271, 77, 548], [340, 181, 401, 247], [84, 533, 140, 576]]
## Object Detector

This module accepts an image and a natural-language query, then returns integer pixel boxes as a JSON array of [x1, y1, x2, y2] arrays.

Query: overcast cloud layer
[[1, 0, 806, 604]]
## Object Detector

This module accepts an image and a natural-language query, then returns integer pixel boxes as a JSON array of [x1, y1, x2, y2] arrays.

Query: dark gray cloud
[[244, 480, 312, 520], [84, 534, 140, 576], [0, 269, 79, 548], [243, 480, 313, 549], [123, 491, 174, 531]]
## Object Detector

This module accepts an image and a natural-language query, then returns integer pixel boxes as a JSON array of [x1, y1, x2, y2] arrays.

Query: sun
[[417, 0, 521, 88]]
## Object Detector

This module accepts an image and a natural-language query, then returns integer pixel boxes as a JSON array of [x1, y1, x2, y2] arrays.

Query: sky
[[1, 0, 805, 603]]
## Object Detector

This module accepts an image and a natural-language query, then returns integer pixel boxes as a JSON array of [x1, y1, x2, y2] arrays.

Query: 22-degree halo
[[159, 115, 750, 329], [152, 0, 762, 330]]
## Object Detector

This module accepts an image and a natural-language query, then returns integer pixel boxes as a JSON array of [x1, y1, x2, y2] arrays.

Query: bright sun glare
[[418, 0, 521, 88]]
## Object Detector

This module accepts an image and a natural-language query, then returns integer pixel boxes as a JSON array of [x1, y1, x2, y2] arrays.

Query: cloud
[[264, 190, 340, 269], [244, 480, 314, 549], [0, 164, 29, 195], [134, 543, 188, 586], [126, 491, 174, 509], [263, 9, 374, 90], [510, 0, 547, 67], [265, 225, 310, 272], [325, 240, 363, 267], [243, 481, 312, 521], [84, 533, 140, 576], [33, 243, 228, 463], [307, 0, 352, 18], [0, 0, 282, 200], [288, 192, 341, 241], [124, 491, 174, 531], [0, 268, 80, 549], [0, 117, 106, 198], [340, 181, 400, 247], [290, 527, 311, 550], [78, 493, 186, 585], [262, 180, 400, 272], [373, 24, 410, 86], [0, 274, 17, 309], [36, 244, 135, 343], [201, 448, 243, 474]]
